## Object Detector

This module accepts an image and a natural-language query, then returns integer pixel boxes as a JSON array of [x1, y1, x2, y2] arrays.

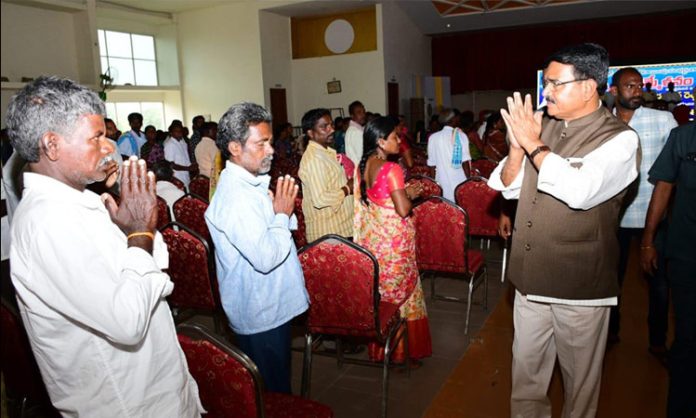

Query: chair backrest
[[406, 175, 442, 200], [454, 177, 501, 238], [160, 222, 219, 311], [170, 176, 186, 191], [173, 193, 211, 243], [189, 175, 210, 202], [470, 158, 498, 179], [292, 196, 307, 248], [412, 196, 471, 274], [0, 298, 56, 415], [298, 235, 381, 337], [177, 323, 263, 418], [408, 165, 435, 180], [156, 195, 172, 230]]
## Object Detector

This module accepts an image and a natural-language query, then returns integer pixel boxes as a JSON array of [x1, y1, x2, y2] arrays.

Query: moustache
[[545, 97, 556, 105]]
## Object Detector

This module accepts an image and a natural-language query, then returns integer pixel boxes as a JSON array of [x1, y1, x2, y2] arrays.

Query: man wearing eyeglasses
[[488, 43, 640, 418]]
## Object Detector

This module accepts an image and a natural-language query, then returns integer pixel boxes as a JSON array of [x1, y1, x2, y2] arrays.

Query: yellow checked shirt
[[298, 141, 354, 242]]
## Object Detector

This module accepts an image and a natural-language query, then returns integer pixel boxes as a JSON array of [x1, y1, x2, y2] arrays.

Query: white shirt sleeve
[[345, 128, 362, 167], [487, 157, 525, 200], [537, 130, 639, 210]]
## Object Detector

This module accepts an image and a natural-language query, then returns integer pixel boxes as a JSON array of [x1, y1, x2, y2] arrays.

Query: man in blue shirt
[[205, 102, 308, 394]]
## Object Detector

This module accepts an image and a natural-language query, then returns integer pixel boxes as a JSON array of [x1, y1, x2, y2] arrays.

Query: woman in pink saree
[[354, 117, 432, 364]]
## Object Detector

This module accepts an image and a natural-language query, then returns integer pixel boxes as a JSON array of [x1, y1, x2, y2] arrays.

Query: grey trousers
[[511, 291, 610, 418]]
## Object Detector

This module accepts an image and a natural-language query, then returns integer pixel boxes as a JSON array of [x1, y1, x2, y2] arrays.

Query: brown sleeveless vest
[[508, 105, 640, 299]]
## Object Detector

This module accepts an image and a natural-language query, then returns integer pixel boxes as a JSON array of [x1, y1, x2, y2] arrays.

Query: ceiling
[[98, 0, 696, 34]]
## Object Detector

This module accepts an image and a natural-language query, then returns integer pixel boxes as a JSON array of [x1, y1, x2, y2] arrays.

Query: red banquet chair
[[413, 197, 487, 334], [469, 158, 498, 179], [292, 196, 307, 248], [177, 323, 333, 418], [454, 176, 502, 251], [298, 235, 407, 418], [188, 175, 210, 202], [156, 195, 172, 230], [172, 193, 211, 244], [408, 165, 435, 179], [1, 298, 60, 418], [160, 222, 225, 333], [405, 174, 442, 201]]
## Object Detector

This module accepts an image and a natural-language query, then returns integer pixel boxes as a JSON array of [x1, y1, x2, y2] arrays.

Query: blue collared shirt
[[205, 161, 308, 335], [616, 106, 678, 228]]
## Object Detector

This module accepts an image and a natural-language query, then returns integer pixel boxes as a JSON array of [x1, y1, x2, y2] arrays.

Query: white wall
[[381, 1, 432, 117], [452, 88, 535, 116], [176, 2, 267, 124], [1, 2, 82, 82], [259, 10, 294, 124]]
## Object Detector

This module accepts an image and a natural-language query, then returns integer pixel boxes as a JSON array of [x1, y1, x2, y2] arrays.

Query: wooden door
[[269, 88, 288, 129], [387, 82, 399, 117]]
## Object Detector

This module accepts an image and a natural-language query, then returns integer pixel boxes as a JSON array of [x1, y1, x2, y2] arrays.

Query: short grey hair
[[4, 76, 105, 163], [438, 109, 456, 126], [217, 102, 272, 160]]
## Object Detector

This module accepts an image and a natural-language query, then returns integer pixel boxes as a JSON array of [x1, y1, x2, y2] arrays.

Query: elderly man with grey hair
[[204, 102, 308, 394], [6, 76, 203, 417], [426, 108, 472, 201]]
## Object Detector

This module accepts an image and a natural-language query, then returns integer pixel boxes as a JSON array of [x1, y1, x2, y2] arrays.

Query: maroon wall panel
[[432, 11, 696, 93]]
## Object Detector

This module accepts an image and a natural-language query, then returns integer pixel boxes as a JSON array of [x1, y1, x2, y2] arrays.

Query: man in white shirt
[[427, 109, 471, 201], [661, 82, 682, 112], [5, 76, 202, 417], [117, 112, 146, 158], [164, 124, 197, 186], [489, 43, 639, 418], [344, 100, 367, 166]]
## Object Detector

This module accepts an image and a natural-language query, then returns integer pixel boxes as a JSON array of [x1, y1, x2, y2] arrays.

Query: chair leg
[[430, 273, 436, 301], [301, 333, 313, 398], [464, 279, 474, 335], [382, 334, 392, 418], [404, 325, 411, 378], [483, 268, 489, 311], [336, 338, 344, 369]]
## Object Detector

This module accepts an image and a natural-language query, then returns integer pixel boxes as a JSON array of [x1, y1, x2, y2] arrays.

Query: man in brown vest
[[488, 43, 640, 418]]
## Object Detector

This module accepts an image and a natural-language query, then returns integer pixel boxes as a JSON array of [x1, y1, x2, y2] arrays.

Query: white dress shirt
[[344, 120, 364, 167], [10, 173, 203, 417], [427, 126, 471, 201], [157, 180, 186, 222], [164, 137, 192, 186], [488, 129, 639, 306]]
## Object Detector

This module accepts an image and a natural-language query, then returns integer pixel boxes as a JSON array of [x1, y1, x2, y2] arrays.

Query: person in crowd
[[117, 112, 146, 158], [488, 43, 640, 417], [298, 108, 354, 243], [641, 122, 696, 418], [476, 109, 494, 140], [164, 123, 197, 186], [414, 120, 427, 145], [354, 116, 431, 365], [194, 121, 219, 179], [188, 115, 206, 161], [460, 111, 484, 160], [427, 114, 441, 141], [103, 117, 124, 172], [427, 109, 471, 201], [6, 76, 203, 416], [140, 124, 164, 167], [609, 67, 678, 358], [481, 111, 509, 163], [345, 100, 367, 165], [205, 102, 308, 394], [332, 116, 346, 154], [643, 81, 658, 108], [153, 160, 185, 221], [396, 115, 415, 173], [661, 82, 682, 112], [273, 122, 294, 161]]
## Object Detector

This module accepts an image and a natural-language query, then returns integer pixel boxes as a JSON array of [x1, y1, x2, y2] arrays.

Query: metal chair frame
[[413, 196, 488, 334], [299, 235, 408, 418]]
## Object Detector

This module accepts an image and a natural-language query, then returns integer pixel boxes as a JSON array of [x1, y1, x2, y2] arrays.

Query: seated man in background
[[6, 76, 202, 417], [205, 102, 308, 394], [298, 108, 354, 243], [153, 160, 185, 221]]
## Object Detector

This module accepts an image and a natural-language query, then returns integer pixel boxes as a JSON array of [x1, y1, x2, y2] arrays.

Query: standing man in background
[[345, 100, 367, 165]]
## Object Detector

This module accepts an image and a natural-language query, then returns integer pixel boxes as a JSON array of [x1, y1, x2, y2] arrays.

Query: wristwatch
[[529, 145, 550, 160]]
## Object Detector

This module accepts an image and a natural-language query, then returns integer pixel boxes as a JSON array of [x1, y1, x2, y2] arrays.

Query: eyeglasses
[[542, 78, 588, 89]]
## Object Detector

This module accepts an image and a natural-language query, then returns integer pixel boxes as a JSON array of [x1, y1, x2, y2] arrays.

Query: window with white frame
[[98, 30, 158, 86], [105, 102, 165, 133]]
